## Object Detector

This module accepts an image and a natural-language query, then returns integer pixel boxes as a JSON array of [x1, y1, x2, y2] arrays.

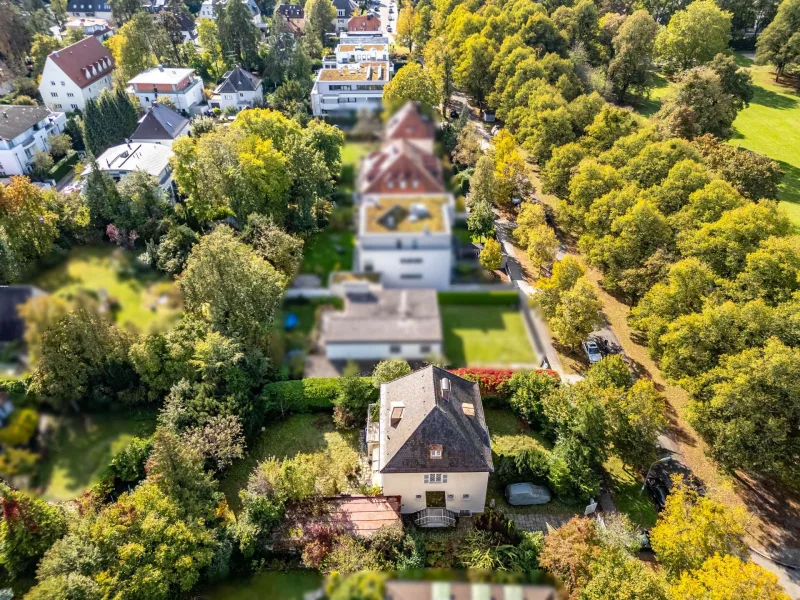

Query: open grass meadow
[[439, 303, 537, 368], [35, 408, 158, 501], [632, 55, 800, 225], [219, 412, 361, 512], [27, 244, 181, 333]]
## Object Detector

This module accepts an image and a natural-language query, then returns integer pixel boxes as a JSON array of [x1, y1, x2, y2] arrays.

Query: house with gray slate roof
[[130, 102, 190, 147], [321, 286, 443, 360], [209, 66, 263, 112], [366, 365, 493, 522]]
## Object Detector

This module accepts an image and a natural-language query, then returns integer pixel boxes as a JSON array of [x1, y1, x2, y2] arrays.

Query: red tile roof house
[[39, 37, 114, 113], [348, 14, 381, 32], [385, 101, 436, 154]]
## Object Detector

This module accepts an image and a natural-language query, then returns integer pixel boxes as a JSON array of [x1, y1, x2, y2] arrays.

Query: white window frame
[[423, 473, 447, 484]]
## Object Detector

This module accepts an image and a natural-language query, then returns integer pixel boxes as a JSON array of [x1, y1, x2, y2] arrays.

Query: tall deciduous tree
[[671, 554, 791, 600], [217, 0, 260, 68], [607, 10, 659, 104], [304, 0, 336, 46], [755, 0, 800, 80], [650, 481, 748, 577], [655, 0, 733, 73], [382, 62, 438, 114], [179, 227, 286, 352], [454, 34, 496, 107]]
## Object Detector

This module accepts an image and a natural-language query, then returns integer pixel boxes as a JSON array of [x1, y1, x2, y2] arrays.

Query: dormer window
[[429, 444, 442, 459]]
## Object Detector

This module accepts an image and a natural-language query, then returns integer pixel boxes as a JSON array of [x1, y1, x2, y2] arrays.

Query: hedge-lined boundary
[[438, 291, 520, 307], [0, 377, 28, 402], [262, 377, 373, 415]]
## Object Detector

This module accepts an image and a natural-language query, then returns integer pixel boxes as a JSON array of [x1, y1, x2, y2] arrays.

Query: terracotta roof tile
[[47, 37, 114, 89]]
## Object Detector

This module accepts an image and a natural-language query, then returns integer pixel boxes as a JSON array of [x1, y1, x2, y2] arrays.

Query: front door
[[426, 491, 446, 508]]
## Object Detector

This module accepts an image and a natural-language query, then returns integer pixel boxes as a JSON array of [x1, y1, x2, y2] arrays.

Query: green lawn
[[27, 244, 180, 333], [299, 231, 355, 284], [728, 59, 800, 224], [484, 409, 579, 517], [439, 305, 537, 367], [35, 409, 158, 501], [605, 456, 658, 528], [219, 413, 361, 512], [202, 570, 322, 600], [339, 141, 377, 196], [632, 56, 800, 225]]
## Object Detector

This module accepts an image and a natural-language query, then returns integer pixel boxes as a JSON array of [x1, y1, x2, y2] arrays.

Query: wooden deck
[[318, 495, 402, 536]]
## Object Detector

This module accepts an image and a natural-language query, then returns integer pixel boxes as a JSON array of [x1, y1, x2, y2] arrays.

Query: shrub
[[438, 291, 520, 306], [372, 360, 412, 387], [0, 408, 38, 446], [326, 571, 388, 600], [0, 378, 28, 399], [323, 535, 382, 574], [108, 436, 153, 482], [449, 368, 514, 401], [473, 507, 521, 545], [507, 369, 561, 426], [262, 378, 358, 415], [333, 374, 378, 426]]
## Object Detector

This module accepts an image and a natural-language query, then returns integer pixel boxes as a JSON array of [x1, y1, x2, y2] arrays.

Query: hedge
[[262, 377, 372, 415], [438, 291, 520, 307], [0, 377, 28, 402], [449, 367, 561, 406]]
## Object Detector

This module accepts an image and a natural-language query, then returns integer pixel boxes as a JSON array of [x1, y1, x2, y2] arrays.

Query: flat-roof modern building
[[311, 36, 391, 117], [0, 106, 67, 177], [128, 66, 205, 113], [90, 142, 175, 194], [322, 287, 443, 360]]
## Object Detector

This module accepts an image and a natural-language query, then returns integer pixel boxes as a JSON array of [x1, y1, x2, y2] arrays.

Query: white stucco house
[[66, 0, 112, 20], [321, 286, 442, 360], [0, 106, 67, 177], [208, 66, 263, 111], [127, 66, 205, 113], [89, 142, 175, 197], [39, 37, 114, 112], [367, 366, 493, 521]]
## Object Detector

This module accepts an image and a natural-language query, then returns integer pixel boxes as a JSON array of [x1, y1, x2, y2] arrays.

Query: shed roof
[[317, 496, 401, 536], [379, 366, 493, 474]]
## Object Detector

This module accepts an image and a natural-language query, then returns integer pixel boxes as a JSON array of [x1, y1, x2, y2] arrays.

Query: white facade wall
[[131, 79, 205, 112], [325, 341, 442, 360], [40, 60, 112, 112], [377, 471, 490, 515], [0, 112, 67, 176], [209, 85, 263, 110], [357, 245, 452, 289]]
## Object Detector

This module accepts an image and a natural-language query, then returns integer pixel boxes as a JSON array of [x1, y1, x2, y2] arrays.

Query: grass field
[[632, 55, 800, 224], [219, 413, 360, 512], [28, 245, 180, 333], [35, 409, 158, 501], [439, 304, 537, 367], [299, 231, 355, 284], [339, 141, 378, 196], [605, 456, 658, 528]]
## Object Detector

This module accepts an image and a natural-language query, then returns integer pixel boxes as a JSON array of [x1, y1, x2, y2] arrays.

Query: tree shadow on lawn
[[747, 85, 799, 111], [440, 306, 517, 368], [36, 409, 157, 501], [220, 413, 360, 513]]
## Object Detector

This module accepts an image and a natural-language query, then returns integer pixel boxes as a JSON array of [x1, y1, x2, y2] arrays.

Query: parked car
[[449, 108, 459, 119], [387, 25, 392, 31], [505, 483, 552, 506], [582, 339, 603, 363], [490, 125, 501, 136], [645, 456, 705, 511]]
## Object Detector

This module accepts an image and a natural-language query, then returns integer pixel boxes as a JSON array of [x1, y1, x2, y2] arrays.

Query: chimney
[[440, 378, 450, 401]]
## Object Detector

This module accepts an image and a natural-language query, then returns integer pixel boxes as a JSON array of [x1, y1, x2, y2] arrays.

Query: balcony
[[413, 507, 457, 528]]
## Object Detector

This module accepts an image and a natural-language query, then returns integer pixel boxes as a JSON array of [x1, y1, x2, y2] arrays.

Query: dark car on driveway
[[645, 456, 705, 511]]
